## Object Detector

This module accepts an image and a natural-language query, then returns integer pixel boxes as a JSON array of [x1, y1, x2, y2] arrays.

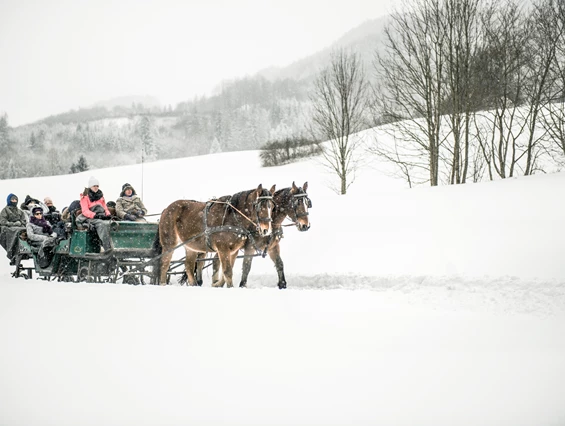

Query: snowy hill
[[1, 148, 564, 426]]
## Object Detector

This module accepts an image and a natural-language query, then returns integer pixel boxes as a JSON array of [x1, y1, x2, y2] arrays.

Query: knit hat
[[88, 176, 100, 188], [120, 183, 136, 197], [6, 193, 17, 206], [44, 197, 53, 205], [31, 206, 44, 215]]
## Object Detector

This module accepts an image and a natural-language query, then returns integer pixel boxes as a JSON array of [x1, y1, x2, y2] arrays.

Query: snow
[[1, 148, 564, 426]]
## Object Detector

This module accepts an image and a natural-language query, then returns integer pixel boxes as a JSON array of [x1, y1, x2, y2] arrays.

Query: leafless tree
[[472, 0, 530, 179], [310, 49, 369, 194], [441, 0, 483, 184], [522, 0, 565, 174], [370, 0, 449, 186], [538, 0, 565, 164]]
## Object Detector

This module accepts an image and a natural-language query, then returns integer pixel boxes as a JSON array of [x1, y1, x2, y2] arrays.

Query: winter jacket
[[26, 220, 55, 244], [0, 205, 27, 228], [79, 190, 110, 219], [116, 194, 147, 219]]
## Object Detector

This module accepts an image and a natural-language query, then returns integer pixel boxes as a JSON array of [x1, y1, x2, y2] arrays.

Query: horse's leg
[[183, 248, 199, 286], [240, 245, 255, 288], [159, 250, 173, 285], [211, 253, 225, 287], [268, 242, 286, 289], [195, 252, 205, 286], [213, 250, 234, 288]]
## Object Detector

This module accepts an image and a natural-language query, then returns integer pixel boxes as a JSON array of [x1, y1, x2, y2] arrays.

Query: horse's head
[[249, 184, 274, 236], [288, 181, 311, 232]]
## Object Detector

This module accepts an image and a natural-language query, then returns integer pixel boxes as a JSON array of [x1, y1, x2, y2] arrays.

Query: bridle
[[254, 194, 275, 224], [291, 192, 312, 219]]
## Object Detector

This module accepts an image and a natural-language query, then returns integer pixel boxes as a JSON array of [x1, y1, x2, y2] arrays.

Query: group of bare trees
[[310, 0, 565, 192]]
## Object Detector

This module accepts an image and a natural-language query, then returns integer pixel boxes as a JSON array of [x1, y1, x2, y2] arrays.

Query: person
[[26, 206, 58, 267], [106, 201, 119, 220], [62, 199, 81, 223], [76, 176, 113, 253], [116, 183, 147, 222], [0, 194, 27, 229], [0, 194, 28, 264], [43, 197, 62, 226], [20, 195, 43, 219]]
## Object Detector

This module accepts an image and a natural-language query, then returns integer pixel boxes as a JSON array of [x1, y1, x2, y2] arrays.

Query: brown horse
[[212, 181, 311, 289], [157, 184, 274, 287]]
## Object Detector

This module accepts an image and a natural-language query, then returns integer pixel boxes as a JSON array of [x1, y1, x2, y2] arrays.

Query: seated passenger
[[62, 199, 81, 223], [43, 197, 62, 226], [116, 183, 147, 222], [26, 206, 58, 267], [76, 176, 113, 253], [61, 206, 70, 223], [106, 201, 119, 220], [0, 194, 27, 264], [0, 193, 27, 229], [20, 195, 46, 220]]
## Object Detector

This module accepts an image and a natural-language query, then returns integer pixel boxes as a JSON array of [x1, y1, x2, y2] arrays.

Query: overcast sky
[[0, 0, 393, 127]]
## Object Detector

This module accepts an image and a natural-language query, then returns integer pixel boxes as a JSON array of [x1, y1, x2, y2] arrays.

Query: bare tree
[[472, 0, 530, 179], [371, 0, 449, 186], [538, 0, 565, 164], [442, 0, 483, 184], [522, 0, 565, 174], [310, 49, 369, 194]]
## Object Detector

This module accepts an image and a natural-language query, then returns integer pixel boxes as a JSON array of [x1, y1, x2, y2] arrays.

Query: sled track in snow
[[243, 273, 565, 316]]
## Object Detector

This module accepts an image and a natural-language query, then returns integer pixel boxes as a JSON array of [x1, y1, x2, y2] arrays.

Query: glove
[[137, 210, 145, 217], [94, 213, 106, 220], [101, 215, 112, 221], [125, 214, 137, 221], [51, 232, 57, 238]]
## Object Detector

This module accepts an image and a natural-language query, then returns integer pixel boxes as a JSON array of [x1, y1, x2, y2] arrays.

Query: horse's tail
[[152, 231, 163, 284], [152, 231, 162, 255]]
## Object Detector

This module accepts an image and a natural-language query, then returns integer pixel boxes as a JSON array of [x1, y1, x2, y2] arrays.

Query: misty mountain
[[1, 17, 391, 179], [256, 16, 389, 82], [92, 95, 162, 110]]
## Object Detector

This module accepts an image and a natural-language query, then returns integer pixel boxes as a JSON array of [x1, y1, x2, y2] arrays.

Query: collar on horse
[[203, 191, 274, 253]]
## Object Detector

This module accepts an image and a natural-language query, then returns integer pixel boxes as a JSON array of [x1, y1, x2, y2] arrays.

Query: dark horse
[[157, 184, 274, 287], [212, 181, 311, 289]]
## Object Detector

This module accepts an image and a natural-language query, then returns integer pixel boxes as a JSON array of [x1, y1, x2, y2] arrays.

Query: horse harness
[[203, 192, 274, 253]]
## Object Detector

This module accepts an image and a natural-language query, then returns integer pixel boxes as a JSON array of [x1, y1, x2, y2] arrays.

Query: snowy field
[[1, 147, 564, 426]]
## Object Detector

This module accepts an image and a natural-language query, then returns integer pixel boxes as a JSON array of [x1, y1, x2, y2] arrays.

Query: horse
[[157, 184, 274, 287], [212, 181, 311, 289]]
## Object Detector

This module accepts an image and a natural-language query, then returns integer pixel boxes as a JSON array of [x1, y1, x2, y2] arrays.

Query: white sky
[[0, 0, 394, 127], [1, 132, 565, 425]]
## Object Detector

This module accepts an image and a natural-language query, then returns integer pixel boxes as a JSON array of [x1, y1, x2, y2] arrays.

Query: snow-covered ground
[[1, 149, 564, 426]]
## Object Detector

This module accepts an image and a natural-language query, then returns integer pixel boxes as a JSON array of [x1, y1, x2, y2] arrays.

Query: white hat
[[88, 176, 100, 188]]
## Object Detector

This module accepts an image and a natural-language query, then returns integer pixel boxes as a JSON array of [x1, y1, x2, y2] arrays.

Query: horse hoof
[[239, 283, 247, 288], [278, 283, 286, 289]]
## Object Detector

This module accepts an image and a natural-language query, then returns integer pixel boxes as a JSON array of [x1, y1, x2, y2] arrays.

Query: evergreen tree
[[70, 155, 89, 173], [138, 115, 156, 160], [0, 113, 9, 151], [30, 131, 37, 149]]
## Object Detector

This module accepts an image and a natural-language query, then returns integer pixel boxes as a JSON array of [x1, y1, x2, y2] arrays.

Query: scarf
[[88, 189, 104, 202], [30, 215, 53, 235]]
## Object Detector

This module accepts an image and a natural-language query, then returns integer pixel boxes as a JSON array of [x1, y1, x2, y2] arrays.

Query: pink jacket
[[79, 192, 110, 219]]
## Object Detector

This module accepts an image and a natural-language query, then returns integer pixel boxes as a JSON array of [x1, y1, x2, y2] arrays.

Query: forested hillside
[[0, 17, 387, 179], [0, 77, 316, 178]]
